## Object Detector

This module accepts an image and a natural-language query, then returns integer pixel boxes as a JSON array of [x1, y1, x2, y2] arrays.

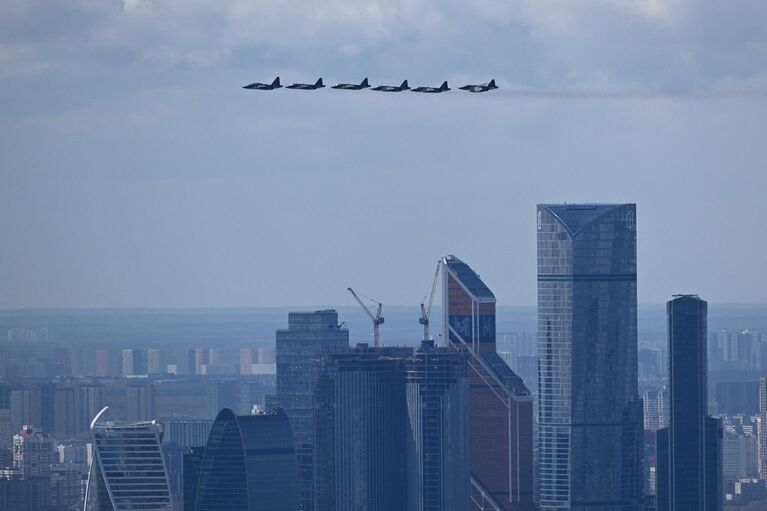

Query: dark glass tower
[[656, 295, 722, 511], [195, 408, 300, 511], [537, 204, 643, 510], [406, 340, 469, 511], [313, 344, 411, 511], [276, 310, 349, 511], [441, 255, 535, 511]]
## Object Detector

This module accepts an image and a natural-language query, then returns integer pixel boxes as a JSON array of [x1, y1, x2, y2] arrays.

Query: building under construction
[[441, 255, 536, 511]]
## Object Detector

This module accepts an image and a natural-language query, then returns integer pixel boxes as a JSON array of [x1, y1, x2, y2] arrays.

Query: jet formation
[[243, 77, 498, 93]]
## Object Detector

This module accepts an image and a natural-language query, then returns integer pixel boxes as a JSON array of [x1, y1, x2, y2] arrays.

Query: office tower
[[194, 348, 209, 375], [161, 418, 213, 447], [207, 380, 240, 418], [195, 408, 300, 511], [126, 381, 156, 421], [441, 255, 535, 510], [162, 443, 185, 511], [84, 406, 172, 511], [95, 349, 110, 377], [656, 295, 722, 511], [13, 426, 52, 479], [54, 386, 81, 439], [406, 340, 469, 511], [240, 347, 259, 375], [643, 388, 669, 432], [276, 309, 349, 511], [313, 344, 411, 511], [183, 446, 205, 511], [537, 204, 643, 510], [760, 377, 767, 479], [715, 381, 760, 415], [148, 348, 162, 375]]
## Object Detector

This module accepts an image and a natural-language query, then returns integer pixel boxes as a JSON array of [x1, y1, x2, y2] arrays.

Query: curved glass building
[[194, 408, 299, 511], [537, 204, 643, 511], [84, 406, 173, 511]]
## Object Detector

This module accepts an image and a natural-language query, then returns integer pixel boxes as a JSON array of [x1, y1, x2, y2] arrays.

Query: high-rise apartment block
[[240, 347, 259, 375], [276, 309, 349, 511], [656, 295, 722, 511], [537, 204, 643, 510], [441, 255, 535, 510], [13, 426, 52, 479], [126, 381, 156, 422]]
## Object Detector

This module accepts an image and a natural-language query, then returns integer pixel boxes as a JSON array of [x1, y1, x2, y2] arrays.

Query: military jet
[[332, 78, 370, 90], [287, 78, 325, 90], [371, 80, 410, 92], [412, 81, 450, 93], [459, 79, 498, 93], [242, 77, 282, 90]]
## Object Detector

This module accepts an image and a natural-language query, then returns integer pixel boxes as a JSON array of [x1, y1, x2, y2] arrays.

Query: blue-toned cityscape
[[2, 204, 767, 510]]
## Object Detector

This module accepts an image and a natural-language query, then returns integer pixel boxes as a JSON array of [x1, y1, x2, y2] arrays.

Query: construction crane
[[419, 261, 441, 342], [347, 287, 384, 348]]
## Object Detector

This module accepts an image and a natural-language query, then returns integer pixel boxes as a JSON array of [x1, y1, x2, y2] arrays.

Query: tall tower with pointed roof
[[537, 204, 643, 511]]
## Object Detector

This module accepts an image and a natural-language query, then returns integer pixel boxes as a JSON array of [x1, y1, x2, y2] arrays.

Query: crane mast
[[419, 261, 441, 341], [347, 287, 384, 348]]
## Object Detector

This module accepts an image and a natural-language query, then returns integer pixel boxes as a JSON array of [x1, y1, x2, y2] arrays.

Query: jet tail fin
[[441, 81, 448, 90], [361, 78, 369, 87], [316, 78, 323, 87], [272, 77, 281, 87], [401, 80, 408, 89], [489, 79, 496, 88]]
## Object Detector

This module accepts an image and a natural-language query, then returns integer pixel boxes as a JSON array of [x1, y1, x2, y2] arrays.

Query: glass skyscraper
[[313, 344, 411, 511], [276, 309, 349, 511], [194, 407, 300, 511], [406, 340, 469, 511], [656, 295, 722, 511], [84, 406, 173, 511], [441, 255, 535, 511], [537, 204, 643, 510]]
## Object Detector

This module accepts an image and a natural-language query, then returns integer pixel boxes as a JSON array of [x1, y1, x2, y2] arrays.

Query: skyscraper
[[537, 203, 643, 510], [441, 255, 535, 511], [95, 349, 110, 377], [240, 347, 259, 375], [276, 309, 349, 511], [406, 340, 469, 511], [313, 344, 411, 511], [84, 406, 172, 511], [122, 349, 148, 377], [656, 295, 722, 511], [759, 377, 767, 479], [147, 348, 162, 375], [12, 426, 52, 479], [195, 408, 300, 511]]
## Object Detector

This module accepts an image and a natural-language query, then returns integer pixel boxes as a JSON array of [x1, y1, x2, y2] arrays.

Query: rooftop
[[442, 255, 495, 300], [540, 203, 628, 236]]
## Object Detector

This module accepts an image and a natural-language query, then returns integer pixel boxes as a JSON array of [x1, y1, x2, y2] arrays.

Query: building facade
[[84, 406, 173, 511], [406, 340, 469, 511], [195, 408, 299, 511], [276, 309, 349, 511], [537, 204, 643, 510], [656, 295, 722, 511], [313, 344, 411, 511], [441, 255, 535, 511]]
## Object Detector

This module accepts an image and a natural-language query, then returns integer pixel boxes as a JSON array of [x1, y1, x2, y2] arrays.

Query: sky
[[1, 0, 766, 308]]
